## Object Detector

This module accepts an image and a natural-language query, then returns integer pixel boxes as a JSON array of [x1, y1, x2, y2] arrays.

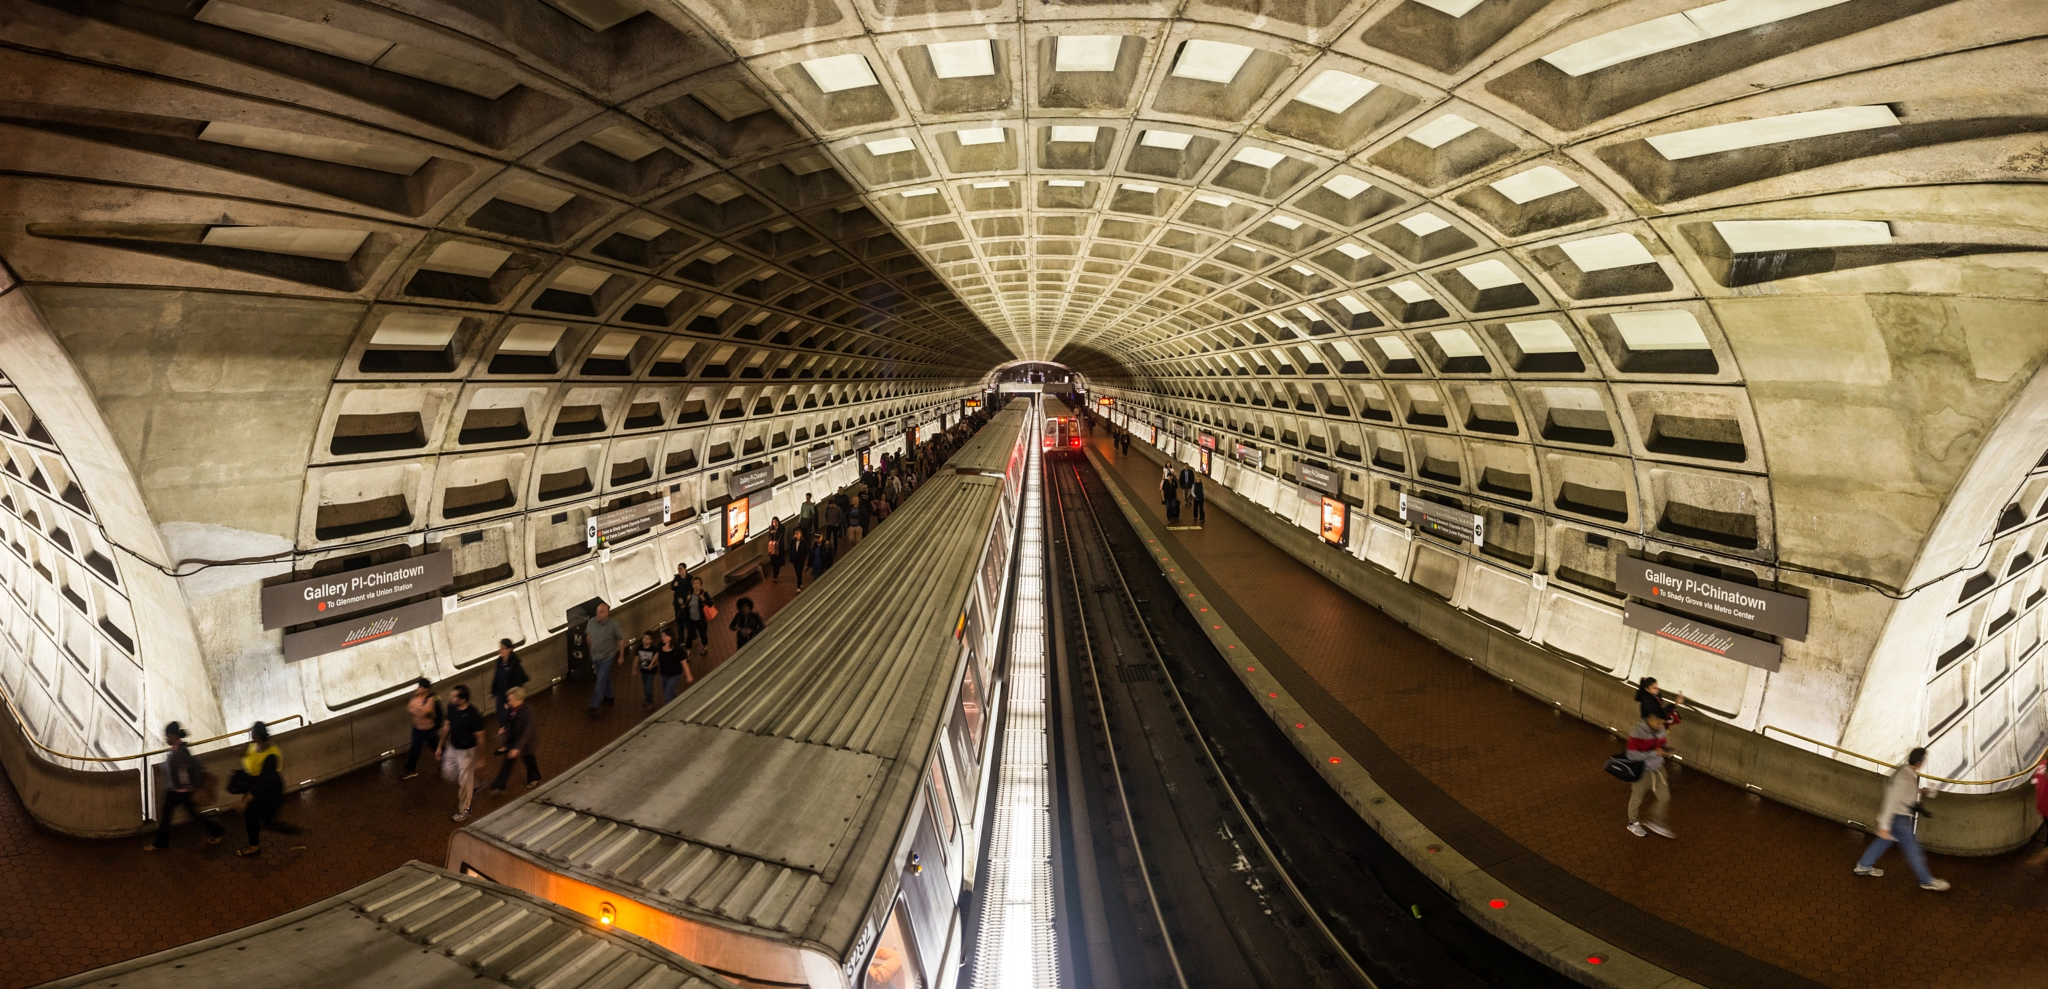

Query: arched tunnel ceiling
[[2, 0, 2048, 776]]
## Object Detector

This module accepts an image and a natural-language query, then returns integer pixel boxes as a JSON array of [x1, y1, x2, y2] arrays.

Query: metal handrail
[[0, 681, 303, 763], [1762, 724, 2047, 787]]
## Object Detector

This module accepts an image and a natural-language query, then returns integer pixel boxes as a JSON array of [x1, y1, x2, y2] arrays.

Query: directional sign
[[1403, 495, 1484, 548], [261, 551, 452, 630], [1616, 557, 1809, 641], [592, 497, 669, 547], [1624, 603, 1783, 672]]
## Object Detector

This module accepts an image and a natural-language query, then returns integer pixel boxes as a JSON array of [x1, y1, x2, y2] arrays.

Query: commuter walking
[[440, 686, 484, 822], [670, 563, 692, 629], [729, 596, 765, 649], [823, 498, 845, 550], [1636, 677, 1684, 723], [635, 631, 660, 707], [488, 639, 528, 716], [810, 532, 835, 580], [1624, 712, 1676, 839], [656, 627, 692, 701], [146, 722, 223, 851], [885, 473, 903, 506], [766, 518, 785, 582], [798, 492, 818, 536], [2026, 754, 2048, 869], [1190, 477, 1205, 523], [1161, 473, 1181, 523], [1854, 747, 1950, 889], [488, 686, 541, 793], [235, 722, 283, 857], [1179, 465, 1195, 491], [679, 577, 712, 656], [790, 528, 810, 591], [584, 602, 626, 715], [399, 677, 443, 780], [847, 497, 867, 547]]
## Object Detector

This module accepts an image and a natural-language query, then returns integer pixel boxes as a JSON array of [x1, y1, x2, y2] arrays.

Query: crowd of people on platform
[[143, 408, 997, 855]]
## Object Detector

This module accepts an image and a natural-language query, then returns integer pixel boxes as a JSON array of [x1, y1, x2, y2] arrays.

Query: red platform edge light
[[1488, 899, 1507, 910], [1328, 757, 1341, 764], [1587, 954, 1607, 966]]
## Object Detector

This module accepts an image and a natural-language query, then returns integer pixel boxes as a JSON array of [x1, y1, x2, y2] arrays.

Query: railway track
[[1044, 451, 1578, 989]]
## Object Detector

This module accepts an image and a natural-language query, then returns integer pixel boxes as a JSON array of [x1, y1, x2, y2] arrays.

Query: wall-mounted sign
[[1615, 557, 1809, 641], [882, 420, 902, 438], [1234, 443, 1263, 470], [261, 551, 453, 630], [1297, 463, 1339, 495], [282, 597, 443, 663], [806, 445, 833, 472], [723, 496, 750, 548], [1402, 494, 1484, 548], [1319, 497, 1347, 546], [853, 428, 873, 448], [1623, 603, 1783, 672], [726, 463, 773, 501], [591, 497, 669, 547], [1199, 432, 1217, 451]]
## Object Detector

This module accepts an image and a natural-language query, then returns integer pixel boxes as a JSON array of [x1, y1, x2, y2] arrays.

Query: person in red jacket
[[2027, 755, 2048, 869]]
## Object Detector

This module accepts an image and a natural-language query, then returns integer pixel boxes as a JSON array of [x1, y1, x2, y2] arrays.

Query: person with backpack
[[634, 631, 660, 708], [1854, 746, 1950, 889], [656, 627, 692, 701], [236, 722, 284, 857], [1624, 712, 1676, 839], [729, 597, 765, 649], [399, 677, 443, 781], [488, 638, 529, 716], [146, 722, 223, 851], [440, 686, 485, 822]]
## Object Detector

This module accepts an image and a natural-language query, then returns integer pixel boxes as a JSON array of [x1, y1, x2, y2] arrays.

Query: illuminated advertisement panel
[[723, 496, 750, 548], [1319, 496, 1347, 546]]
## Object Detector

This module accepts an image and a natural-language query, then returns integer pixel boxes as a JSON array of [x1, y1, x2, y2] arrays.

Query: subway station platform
[[0, 572, 800, 989], [1086, 430, 2048, 989]]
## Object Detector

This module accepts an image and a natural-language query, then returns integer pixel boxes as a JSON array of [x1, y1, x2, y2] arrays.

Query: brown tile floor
[[1090, 433, 2048, 989], [0, 571, 802, 989]]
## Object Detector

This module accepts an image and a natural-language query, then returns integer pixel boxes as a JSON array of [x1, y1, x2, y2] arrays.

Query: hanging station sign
[[1234, 443, 1263, 470], [1615, 557, 1809, 640], [262, 551, 453, 630], [853, 428, 873, 448], [725, 463, 774, 501], [282, 598, 444, 663], [1401, 494, 1484, 548], [589, 497, 670, 548], [1623, 603, 1783, 672], [1297, 463, 1340, 495], [1198, 432, 1218, 451], [806, 445, 833, 472]]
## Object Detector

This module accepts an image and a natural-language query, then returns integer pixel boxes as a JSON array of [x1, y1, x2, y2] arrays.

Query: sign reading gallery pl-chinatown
[[1296, 463, 1339, 495], [1234, 443, 1263, 469], [806, 445, 832, 472], [1615, 557, 1808, 640], [261, 551, 453, 630], [726, 463, 774, 500], [1623, 603, 1782, 672]]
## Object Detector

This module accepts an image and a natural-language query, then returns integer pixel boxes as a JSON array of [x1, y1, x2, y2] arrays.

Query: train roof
[[945, 399, 1030, 475], [461, 408, 1029, 964], [40, 862, 737, 989]]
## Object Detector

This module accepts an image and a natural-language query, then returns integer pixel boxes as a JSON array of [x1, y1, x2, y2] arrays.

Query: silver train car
[[450, 399, 1033, 989], [42, 861, 740, 989]]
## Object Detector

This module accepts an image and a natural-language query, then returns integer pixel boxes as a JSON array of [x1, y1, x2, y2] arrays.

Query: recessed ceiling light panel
[[802, 53, 880, 93]]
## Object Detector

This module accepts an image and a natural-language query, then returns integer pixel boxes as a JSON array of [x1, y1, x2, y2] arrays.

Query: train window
[[957, 661, 985, 752], [864, 903, 925, 989], [927, 758, 956, 841]]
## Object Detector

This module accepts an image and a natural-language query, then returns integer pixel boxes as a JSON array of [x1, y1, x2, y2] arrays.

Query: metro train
[[1042, 414, 1079, 455], [447, 399, 1035, 989]]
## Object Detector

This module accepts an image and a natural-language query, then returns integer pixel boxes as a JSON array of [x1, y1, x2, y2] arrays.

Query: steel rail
[[1048, 456, 1192, 989], [1064, 456, 1379, 989]]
